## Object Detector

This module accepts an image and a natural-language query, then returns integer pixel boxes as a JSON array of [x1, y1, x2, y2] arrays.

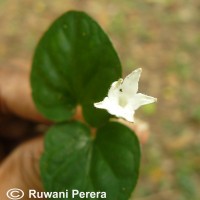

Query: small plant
[[31, 11, 156, 200]]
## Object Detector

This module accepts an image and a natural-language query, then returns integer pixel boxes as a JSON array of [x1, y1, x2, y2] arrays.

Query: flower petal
[[94, 97, 135, 122], [117, 109, 135, 123], [94, 97, 119, 115], [94, 97, 110, 109], [108, 78, 123, 101], [94, 68, 157, 123], [122, 68, 142, 95], [130, 93, 157, 110], [94, 98, 135, 122]]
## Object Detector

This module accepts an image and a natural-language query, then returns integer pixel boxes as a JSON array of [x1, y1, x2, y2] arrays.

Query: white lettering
[[59, 191, 67, 198], [90, 192, 95, 198], [28, 189, 106, 199], [43, 192, 53, 198], [96, 192, 100, 198], [29, 190, 37, 198], [72, 190, 106, 199], [79, 191, 85, 198], [101, 192, 106, 198], [72, 189, 79, 198]]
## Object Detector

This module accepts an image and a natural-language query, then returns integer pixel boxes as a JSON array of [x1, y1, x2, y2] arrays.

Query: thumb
[[0, 137, 44, 200]]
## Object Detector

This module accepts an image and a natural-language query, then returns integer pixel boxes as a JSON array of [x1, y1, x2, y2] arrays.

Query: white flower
[[94, 68, 157, 122]]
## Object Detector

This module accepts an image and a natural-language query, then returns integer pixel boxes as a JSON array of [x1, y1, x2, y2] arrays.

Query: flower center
[[118, 96, 128, 108]]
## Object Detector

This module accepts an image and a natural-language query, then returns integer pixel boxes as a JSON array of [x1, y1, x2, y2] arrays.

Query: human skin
[[0, 66, 46, 122], [0, 65, 45, 199]]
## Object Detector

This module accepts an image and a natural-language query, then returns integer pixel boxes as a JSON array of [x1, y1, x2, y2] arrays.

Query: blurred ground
[[0, 0, 200, 199]]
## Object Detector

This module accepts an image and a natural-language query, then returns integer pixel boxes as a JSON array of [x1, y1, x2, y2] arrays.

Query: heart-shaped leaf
[[31, 11, 121, 126], [41, 121, 140, 200]]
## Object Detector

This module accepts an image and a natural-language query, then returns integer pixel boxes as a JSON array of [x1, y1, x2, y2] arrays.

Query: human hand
[[0, 62, 47, 199]]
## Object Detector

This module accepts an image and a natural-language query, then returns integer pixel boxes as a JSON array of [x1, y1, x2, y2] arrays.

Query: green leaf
[[41, 121, 140, 200], [31, 11, 121, 126]]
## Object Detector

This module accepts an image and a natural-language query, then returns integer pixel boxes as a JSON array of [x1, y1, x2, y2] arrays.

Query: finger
[[0, 114, 36, 139], [0, 66, 48, 123], [0, 137, 44, 199]]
